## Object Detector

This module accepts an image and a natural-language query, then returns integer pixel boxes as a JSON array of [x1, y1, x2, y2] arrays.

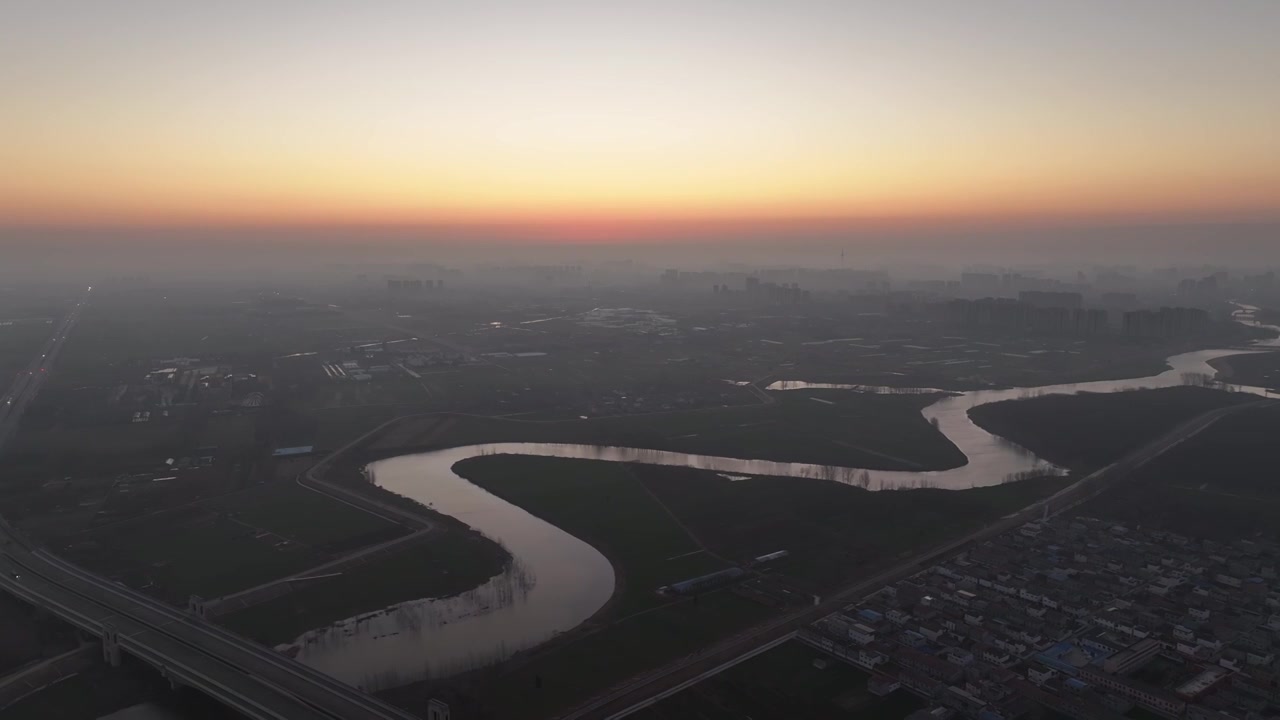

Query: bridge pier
[[101, 623, 121, 667], [159, 665, 182, 691], [187, 595, 208, 620], [427, 699, 451, 720]]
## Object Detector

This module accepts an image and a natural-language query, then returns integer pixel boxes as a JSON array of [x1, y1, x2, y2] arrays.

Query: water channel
[[287, 309, 1279, 691]]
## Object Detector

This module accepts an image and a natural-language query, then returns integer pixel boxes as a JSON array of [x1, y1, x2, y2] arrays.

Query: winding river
[[285, 309, 1279, 691]]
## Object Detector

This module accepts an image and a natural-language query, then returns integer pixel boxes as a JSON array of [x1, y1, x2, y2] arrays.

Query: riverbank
[[221, 529, 510, 646], [1209, 352, 1280, 391]]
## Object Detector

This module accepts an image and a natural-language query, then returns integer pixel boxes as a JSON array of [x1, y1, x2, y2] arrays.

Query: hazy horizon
[[2, 218, 1278, 284], [4, 0, 1279, 251]]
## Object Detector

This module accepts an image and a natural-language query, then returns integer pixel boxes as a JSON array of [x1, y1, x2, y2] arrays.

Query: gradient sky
[[3, 0, 1279, 240]]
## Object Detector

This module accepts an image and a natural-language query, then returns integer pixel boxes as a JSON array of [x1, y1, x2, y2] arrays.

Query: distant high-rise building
[[1101, 292, 1138, 309], [1072, 308, 1109, 335], [961, 272, 1000, 291], [949, 298, 1109, 336], [1123, 307, 1210, 338], [1019, 291, 1083, 309]]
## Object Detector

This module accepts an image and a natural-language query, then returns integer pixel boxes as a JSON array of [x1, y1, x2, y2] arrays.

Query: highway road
[[0, 531, 421, 719], [0, 288, 421, 719], [0, 288, 89, 451], [559, 398, 1272, 720]]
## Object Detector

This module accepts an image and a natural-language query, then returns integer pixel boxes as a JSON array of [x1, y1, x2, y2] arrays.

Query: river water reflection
[[288, 312, 1278, 691], [289, 445, 615, 691]]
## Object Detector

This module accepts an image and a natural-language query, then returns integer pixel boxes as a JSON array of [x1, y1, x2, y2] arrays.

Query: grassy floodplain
[[398, 453, 1069, 719], [967, 386, 1257, 471]]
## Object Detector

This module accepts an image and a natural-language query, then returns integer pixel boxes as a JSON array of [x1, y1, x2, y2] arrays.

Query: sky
[[3, 0, 1279, 245]]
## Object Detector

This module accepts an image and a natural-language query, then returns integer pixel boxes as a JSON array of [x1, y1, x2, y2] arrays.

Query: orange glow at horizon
[[3, 2, 1279, 240]]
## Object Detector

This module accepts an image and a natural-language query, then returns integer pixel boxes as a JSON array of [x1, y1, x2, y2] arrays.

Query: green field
[[408, 454, 778, 719], [456, 453, 1068, 600], [1, 657, 230, 720], [11, 420, 187, 460], [455, 455, 730, 617], [634, 462, 1070, 591], [643, 389, 964, 470], [2, 667, 145, 720], [403, 454, 1069, 718], [1078, 402, 1280, 539], [64, 509, 328, 601], [204, 480, 404, 552], [313, 405, 411, 451], [449, 591, 773, 720], [62, 480, 411, 602], [6, 404, 261, 486], [968, 386, 1257, 471], [223, 530, 509, 644], [632, 640, 923, 720], [358, 388, 965, 472]]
